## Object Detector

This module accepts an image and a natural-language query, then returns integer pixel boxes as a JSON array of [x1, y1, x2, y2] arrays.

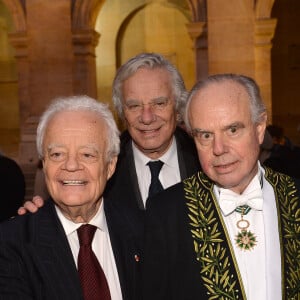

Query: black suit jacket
[[0, 154, 25, 222], [104, 127, 200, 210], [0, 198, 143, 300]]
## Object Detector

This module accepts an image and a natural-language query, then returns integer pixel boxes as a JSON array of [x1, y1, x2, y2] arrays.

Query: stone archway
[[1, 0, 26, 32], [72, 0, 105, 29]]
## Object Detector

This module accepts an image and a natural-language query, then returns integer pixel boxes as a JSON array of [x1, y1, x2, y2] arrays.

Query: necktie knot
[[147, 160, 164, 177], [147, 160, 164, 198], [77, 224, 97, 246], [219, 174, 264, 216]]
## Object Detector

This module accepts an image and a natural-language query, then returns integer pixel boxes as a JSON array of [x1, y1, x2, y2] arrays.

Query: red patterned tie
[[77, 224, 111, 300]]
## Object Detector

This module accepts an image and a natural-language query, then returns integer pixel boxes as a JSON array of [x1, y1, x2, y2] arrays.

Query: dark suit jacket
[[0, 154, 25, 222], [142, 168, 300, 299], [0, 198, 143, 300], [104, 127, 200, 210]]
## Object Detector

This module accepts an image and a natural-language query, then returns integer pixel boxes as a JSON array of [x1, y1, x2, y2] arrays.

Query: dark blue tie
[[147, 160, 164, 198]]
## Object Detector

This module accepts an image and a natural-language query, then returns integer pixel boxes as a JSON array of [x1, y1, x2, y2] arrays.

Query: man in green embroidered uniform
[[142, 74, 300, 300]]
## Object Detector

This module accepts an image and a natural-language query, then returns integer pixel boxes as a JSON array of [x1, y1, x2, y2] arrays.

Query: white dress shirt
[[133, 137, 181, 205], [214, 163, 281, 300], [55, 200, 123, 300]]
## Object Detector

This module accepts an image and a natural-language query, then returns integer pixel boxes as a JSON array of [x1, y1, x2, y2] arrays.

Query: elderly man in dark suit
[[0, 96, 142, 300], [142, 74, 300, 300], [105, 52, 200, 211]]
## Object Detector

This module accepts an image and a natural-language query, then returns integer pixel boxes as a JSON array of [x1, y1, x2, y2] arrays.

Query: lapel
[[32, 200, 83, 299], [174, 127, 200, 180], [123, 139, 144, 210], [183, 172, 246, 299], [116, 128, 199, 210], [263, 167, 300, 299], [104, 197, 143, 300]]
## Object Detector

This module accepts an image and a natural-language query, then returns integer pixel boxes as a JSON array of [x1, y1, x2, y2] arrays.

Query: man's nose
[[212, 134, 228, 156], [139, 104, 156, 124], [63, 154, 81, 171]]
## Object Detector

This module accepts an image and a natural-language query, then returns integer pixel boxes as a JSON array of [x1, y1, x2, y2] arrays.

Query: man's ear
[[257, 112, 268, 145], [107, 155, 118, 180]]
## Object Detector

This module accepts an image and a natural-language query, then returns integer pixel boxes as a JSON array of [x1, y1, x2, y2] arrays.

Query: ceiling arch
[[1, 0, 26, 32]]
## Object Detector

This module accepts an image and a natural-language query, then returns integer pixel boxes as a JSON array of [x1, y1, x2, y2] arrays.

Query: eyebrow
[[192, 128, 211, 133], [47, 144, 99, 152], [192, 122, 245, 133], [47, 143, 65, 151], [125, 96, 169, 103], [223, 122, 245, 131]]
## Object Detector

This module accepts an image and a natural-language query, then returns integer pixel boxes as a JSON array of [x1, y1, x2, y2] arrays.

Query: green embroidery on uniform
[[184, 172, 243, 300], [264, 168, 300, 299], [185, 168, 300, 299]]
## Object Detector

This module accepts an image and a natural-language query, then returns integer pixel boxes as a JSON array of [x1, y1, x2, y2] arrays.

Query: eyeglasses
[[123, 97, 171, 113]]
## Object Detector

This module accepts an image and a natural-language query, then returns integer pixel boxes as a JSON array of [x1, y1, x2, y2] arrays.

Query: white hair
[[184, 73, 267, 132], [36, 95, 120, 162]]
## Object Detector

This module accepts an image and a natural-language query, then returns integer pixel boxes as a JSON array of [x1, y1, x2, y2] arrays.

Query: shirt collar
[[55, 199, 108, 236], [132, 136, 177, 167]]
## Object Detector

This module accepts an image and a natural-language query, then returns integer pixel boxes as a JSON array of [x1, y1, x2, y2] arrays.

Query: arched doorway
[[95, 0, 195, 110]]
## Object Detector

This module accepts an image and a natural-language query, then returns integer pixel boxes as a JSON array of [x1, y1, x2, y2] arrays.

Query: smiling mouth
[[61, 180, 87, 186], [139, 127, 161, 134]]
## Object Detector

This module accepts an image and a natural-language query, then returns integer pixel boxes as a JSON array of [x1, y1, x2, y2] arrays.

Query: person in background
[[142, 74, 300, 300], [0, 96, 142, 300], [0, 152, 25, 222], [106, 52, 200, 210], [267, 124, 291, 147], [18, 52, 200, 215], [263, 124, 300, 178], [258, 128, 273, 164]]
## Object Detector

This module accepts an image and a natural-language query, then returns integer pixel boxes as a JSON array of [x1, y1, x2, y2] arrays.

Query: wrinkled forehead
[[191, 80, 249, 109], [47, 110, 104, 129], [44, 111, 107, 145], [188, 81, 251, 127]]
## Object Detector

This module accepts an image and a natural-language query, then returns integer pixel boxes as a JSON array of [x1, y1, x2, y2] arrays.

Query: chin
[[55, 195, 86, 205]]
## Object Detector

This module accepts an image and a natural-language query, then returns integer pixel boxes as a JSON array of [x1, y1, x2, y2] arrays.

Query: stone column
[[9, 32, 37, 199], [72, 29, 100, 98], [8, 0, 75, 199], [254, 18, 277, 121], [186, 21, 208, 82], [9, 32, 30, 132]]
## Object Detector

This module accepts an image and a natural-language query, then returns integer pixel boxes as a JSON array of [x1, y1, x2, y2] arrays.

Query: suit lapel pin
[[134, 254, 140, 262]]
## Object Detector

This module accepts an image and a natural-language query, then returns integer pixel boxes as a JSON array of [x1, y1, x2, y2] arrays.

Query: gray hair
[[112, 52, 188, 119], [184, 73, 267, 131], [36, 95, 120, 162]]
